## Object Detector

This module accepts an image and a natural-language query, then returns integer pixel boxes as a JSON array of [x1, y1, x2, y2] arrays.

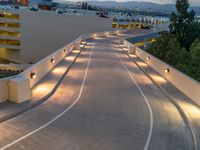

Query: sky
[[129, 0, 200, 5], [57, 0, 200, 6]]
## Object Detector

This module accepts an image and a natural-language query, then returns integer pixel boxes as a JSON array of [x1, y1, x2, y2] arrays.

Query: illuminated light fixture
[[165, 68, 170, 73], [64, 49, 67, 53], [30, 72, 36, 79], [82, 41, 86, 44], [146, 56, 150, 61], [51, 58, 55, 63]]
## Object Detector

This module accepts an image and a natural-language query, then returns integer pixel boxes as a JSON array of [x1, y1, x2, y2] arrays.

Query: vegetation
[[147, 0, 200, 82]]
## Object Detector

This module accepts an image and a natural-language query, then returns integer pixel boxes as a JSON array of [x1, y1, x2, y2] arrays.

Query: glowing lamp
[[165, 69, 170, 73], [146, 56, 150, 61], [51, 58, 55, 63], [30, 72, 36, 79]]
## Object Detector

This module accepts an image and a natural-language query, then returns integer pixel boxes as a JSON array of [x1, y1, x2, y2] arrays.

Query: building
[[38, 0, 52, 10], [112, 16, 169, 30], [0, 9, 113, 64], [0, 11, 21, 63], [3, 0, 28, 6]]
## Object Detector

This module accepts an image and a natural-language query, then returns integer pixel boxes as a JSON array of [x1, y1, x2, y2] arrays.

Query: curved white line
[[0, 42, 95, 150], [115, 47, 153, 150]]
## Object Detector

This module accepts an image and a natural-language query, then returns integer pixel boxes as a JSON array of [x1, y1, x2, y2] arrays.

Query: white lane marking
[[115, 47, 153, 150], [0, 43, 95, 150]]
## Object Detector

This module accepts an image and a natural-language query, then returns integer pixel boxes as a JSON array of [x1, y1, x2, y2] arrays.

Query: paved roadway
[[0, 35, 193, 150]]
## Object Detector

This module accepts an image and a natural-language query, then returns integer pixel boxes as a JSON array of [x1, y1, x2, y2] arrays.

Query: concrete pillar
[[118, 38, 124, 45], [9, 77, 31, 103], [128, 45, 135, 54]]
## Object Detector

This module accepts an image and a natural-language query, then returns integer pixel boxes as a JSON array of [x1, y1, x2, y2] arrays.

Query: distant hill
[[87, 1, 200, 15]]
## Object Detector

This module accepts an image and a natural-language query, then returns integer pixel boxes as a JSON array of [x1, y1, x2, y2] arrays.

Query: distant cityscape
[[0, 0, 199, 15]]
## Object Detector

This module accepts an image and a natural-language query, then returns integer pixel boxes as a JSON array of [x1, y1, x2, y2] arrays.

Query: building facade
[[0, 9, 113, 64]]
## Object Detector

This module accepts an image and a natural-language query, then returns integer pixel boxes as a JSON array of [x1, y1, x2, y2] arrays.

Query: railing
[[123, 39, 200, 106], [0, 29, 126, 103]]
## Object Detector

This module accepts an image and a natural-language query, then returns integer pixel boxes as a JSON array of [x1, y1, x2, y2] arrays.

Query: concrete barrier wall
[[0, 29, 125, 103], [0, 76, 20, 103], [0, 78, 9, 103], [124, 40, 200, 106], [24, 30, 124, 88], [21, 37, 81, 88]]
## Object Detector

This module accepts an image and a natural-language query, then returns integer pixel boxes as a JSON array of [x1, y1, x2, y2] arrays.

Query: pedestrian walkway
[[0, 42, 86, 123]]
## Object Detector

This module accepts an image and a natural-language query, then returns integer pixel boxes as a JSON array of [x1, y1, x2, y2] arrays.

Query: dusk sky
[[56, 0, 200, 6]]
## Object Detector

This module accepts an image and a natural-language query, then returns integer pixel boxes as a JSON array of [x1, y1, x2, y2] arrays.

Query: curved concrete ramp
[[0, 35, 194, 150]]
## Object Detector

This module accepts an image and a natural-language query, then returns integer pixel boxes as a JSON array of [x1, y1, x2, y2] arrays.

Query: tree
[[169, 0, 196, 50], [188, 39, 200, 81], [147, 32, 184, 66], [147, 32, 173, 60], [191, 21, 200, 41], [147, 0, 200, 82]]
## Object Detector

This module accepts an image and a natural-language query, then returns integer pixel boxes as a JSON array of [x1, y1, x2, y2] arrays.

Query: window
[[0, 39, 20, 46], [0, 30, 20, 37], [0, 12, 19, 19], [0, 22, 20, 28]]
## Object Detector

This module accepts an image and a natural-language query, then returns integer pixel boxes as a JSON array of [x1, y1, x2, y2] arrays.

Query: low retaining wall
[[0, 29, 126, 103], [124, 40, 200, 106]]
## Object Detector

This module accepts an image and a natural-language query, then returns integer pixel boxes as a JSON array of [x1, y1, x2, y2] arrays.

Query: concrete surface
[[126, 53, 200, 150], [9, 77, 31, 103], [0, 47, 83, 122], [0, 35, 194, 150]]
